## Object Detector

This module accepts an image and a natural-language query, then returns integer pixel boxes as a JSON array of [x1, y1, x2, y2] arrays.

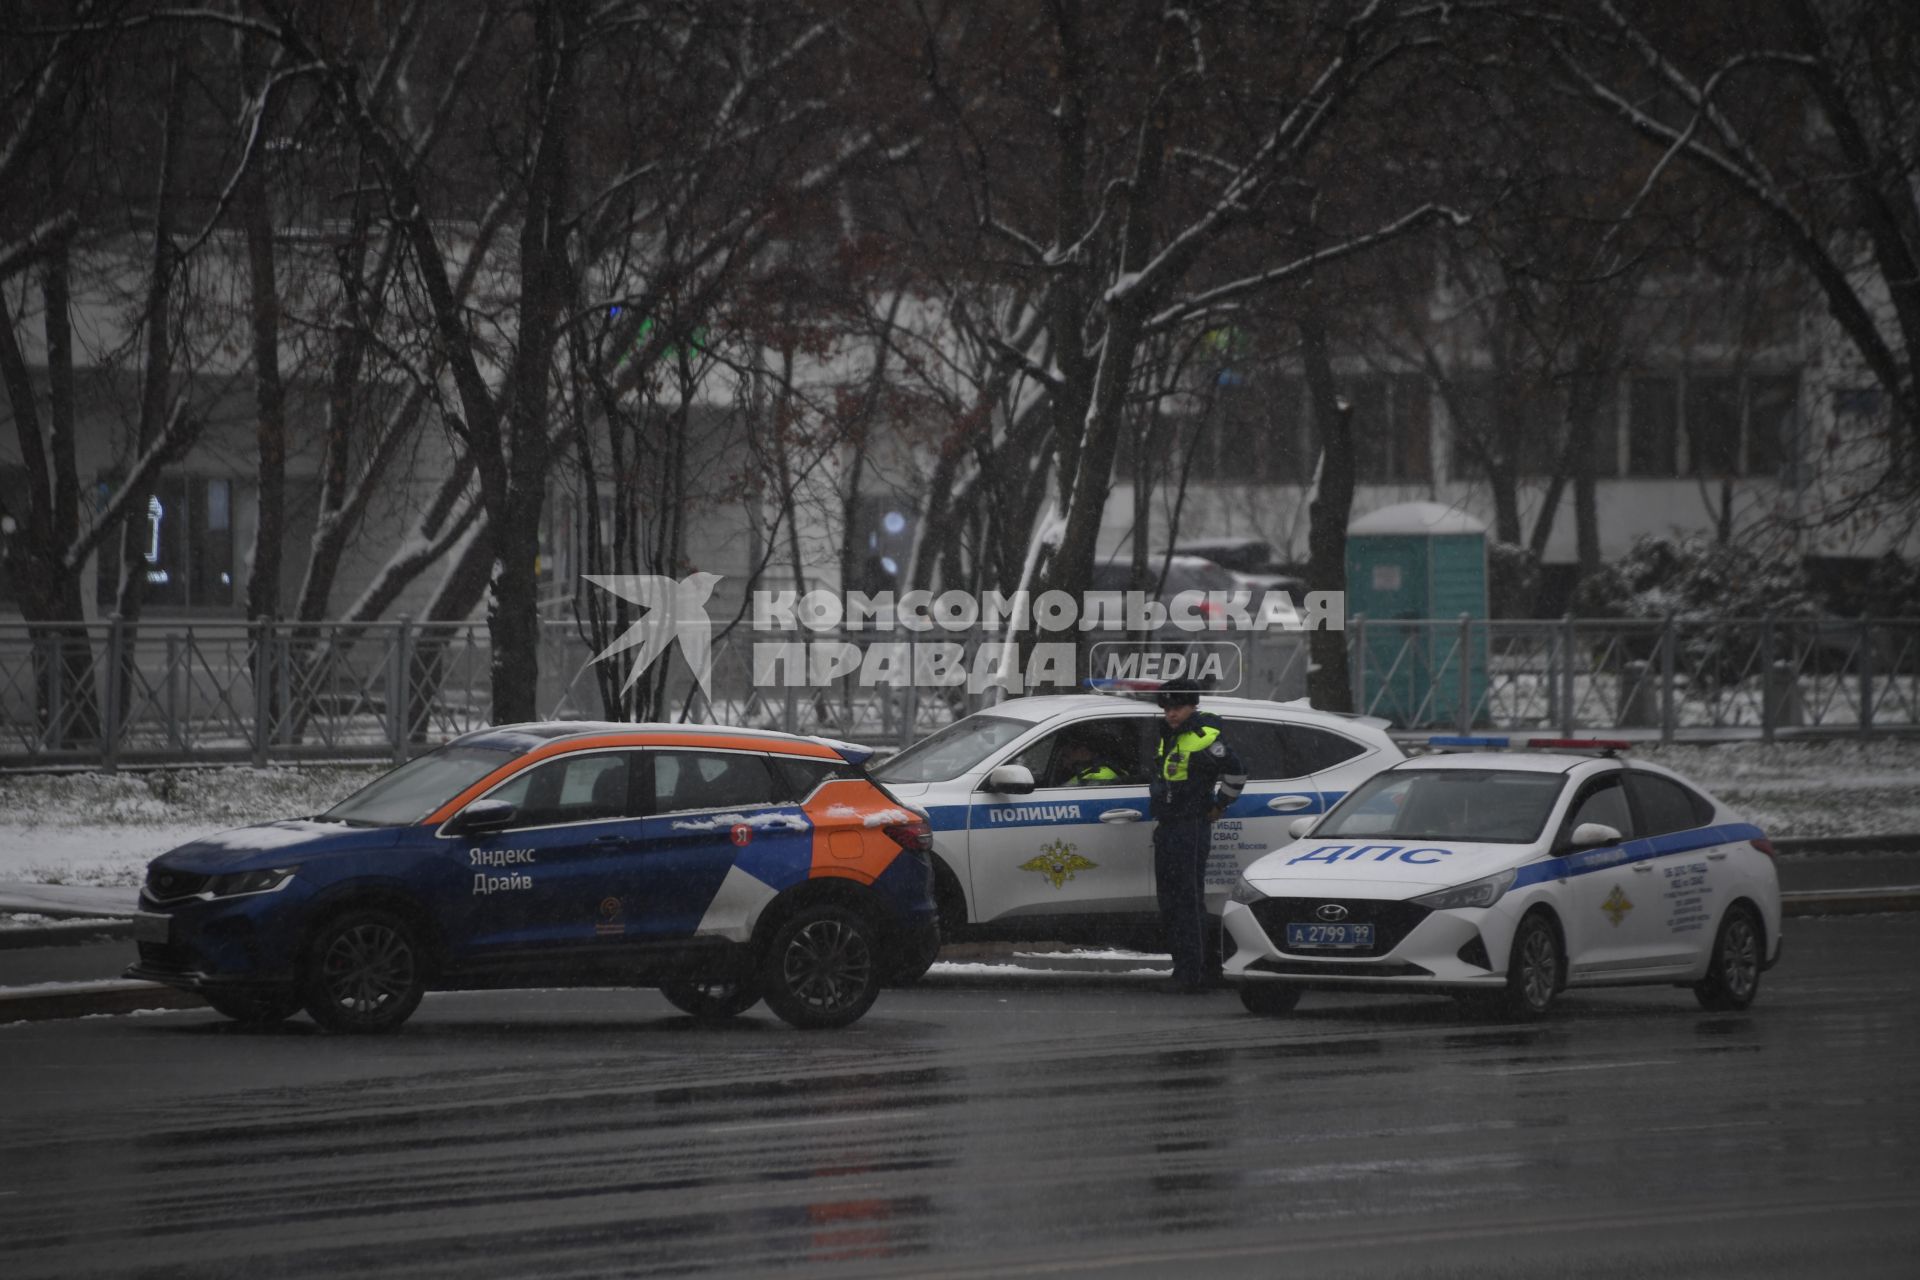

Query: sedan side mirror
[[1569, 821, 1623, 848], [984, 764, 1036, 795], [1288, 816, 1316, 840], [447, 799, 518, 836]]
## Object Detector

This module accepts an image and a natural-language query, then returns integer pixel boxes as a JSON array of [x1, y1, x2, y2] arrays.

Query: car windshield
[[321, 745, 515, 827], [873, 715, 1033, 783], [1314, 768, 1568, 844]]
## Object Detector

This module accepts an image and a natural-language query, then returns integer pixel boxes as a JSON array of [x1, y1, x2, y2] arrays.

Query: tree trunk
[[1303, 301, 1355, 713], [241, 157, 285, 623]]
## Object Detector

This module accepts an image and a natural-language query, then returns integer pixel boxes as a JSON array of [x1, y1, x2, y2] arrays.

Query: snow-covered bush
[[1572, 534, 1823, 624]]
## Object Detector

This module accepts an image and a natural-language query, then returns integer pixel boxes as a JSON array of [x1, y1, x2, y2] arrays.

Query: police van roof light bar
[[1525, 738, 1632, 753]]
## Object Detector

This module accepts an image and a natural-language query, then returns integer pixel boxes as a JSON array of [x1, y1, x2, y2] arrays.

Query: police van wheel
[[204, 990, 303, 1024], [302, 909, 427, 1034], [760, 905, 881, 1030], [659, 977, 761, 1020], [1498, 912, 1562, 1021], [1694, 904, 1763, 1012], [1238, 982, 1302, 1015]]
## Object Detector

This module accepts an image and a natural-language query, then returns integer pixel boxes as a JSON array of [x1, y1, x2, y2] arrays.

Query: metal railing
[[1349, 615, 1920, 739], [1, 615, 1913, 768]]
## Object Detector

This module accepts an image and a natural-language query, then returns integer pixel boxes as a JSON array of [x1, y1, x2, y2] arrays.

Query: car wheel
[[1694, 903, 1763, 1012], [759, 904, 881, 1030], [1498, 912, 1562, 1021], [659, 977, 762, 1020], [302, 908, 427, 1034], [203, 991, 303, 1025], [1238, 982, 1303, 1016]]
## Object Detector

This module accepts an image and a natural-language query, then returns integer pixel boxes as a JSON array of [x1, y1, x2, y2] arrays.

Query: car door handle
[[1632, 863, 1653, 873], [1267, 796, 1313, 812], [594, 832, 637, 846], [1706, 853, 1727, 861], [1100, 809, 1144, 824]]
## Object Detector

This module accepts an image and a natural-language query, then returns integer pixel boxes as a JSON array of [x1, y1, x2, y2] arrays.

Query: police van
[[871, 694, 1402, 954]]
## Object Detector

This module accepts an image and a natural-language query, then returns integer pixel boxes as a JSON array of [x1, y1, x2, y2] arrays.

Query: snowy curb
[[0, 980, 204, 1024]]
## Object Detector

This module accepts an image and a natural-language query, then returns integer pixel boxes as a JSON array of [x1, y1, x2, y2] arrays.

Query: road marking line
[[706, 1108, 919, 1135], [1494, 1058, 1673, 1076]]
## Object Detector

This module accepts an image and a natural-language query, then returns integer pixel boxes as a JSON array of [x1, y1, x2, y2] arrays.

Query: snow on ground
[[1634, 739, 1920, 839], [0, 739, 1915, 892], [0, 765, 380, 889]]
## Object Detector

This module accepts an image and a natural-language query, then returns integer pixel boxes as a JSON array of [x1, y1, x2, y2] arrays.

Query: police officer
[[1060, 738, 1120, 785], [1148, 678, 1246, 993]]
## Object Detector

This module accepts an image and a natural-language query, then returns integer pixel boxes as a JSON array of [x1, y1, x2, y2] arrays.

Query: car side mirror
[[1569, 821, 1622, 848], [447, 799, 518, 836], [984, 764, 1036, 795], [1288, 816, 1316, 840]]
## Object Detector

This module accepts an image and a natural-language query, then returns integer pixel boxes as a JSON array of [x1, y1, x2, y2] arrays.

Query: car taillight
[[1750, 836, 1776, 859], [883, 819, 933, 855]]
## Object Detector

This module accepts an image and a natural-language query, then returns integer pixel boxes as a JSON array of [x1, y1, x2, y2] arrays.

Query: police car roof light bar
[[1083, 676, 1169, 695], [1425, 735, 1511, 749]]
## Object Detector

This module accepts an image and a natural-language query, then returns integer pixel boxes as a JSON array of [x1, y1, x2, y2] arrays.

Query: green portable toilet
[[1345, 502, 1489, 728]]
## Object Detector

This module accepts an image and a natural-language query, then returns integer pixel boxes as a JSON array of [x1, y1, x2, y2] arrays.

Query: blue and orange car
[[127, 723, 939, 1031]]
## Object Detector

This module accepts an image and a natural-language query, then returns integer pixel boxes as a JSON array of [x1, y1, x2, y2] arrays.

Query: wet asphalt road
[[3, 915, 1917, 1279]]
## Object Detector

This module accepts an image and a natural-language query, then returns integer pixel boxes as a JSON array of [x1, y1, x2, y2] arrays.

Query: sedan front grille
[[145, 868, 208, 900], [1247, 896, 1431, 958]]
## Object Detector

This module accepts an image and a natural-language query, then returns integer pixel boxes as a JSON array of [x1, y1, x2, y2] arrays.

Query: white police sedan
[[872, 694, 1401, 953], [1224, 738, 1782, 1019]]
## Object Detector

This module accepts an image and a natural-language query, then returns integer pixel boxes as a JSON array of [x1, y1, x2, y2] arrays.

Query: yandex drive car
[[872, 693, 1402, 945], [127, 723, 939, 1031], [1223, 739, 1783, 1019]]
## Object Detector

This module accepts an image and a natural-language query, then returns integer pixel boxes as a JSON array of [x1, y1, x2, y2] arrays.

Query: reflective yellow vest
[[1158, 722, 1221, 783]]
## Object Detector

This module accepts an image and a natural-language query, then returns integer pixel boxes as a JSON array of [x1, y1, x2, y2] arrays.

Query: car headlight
[[1410, 868, 1515, 911], [205, 867, 298, 898], [1229, 876, 1265, 906]]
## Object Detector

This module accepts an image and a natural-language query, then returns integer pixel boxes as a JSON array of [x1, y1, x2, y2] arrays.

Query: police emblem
[[596, 896, 624, 937], [1602, 884, 1633, 927], [1019, 839, 1097, 890]]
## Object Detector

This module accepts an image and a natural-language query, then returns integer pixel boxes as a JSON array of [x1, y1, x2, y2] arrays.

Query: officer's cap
[[1155, 678, 1203, 708]]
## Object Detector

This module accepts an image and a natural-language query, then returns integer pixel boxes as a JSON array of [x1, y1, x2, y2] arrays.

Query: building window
[[1630, 372, 1798, 478], [94, 475, 235, 608], [1445, 376, 1593, 481], [1628, 377, 1680, 476]]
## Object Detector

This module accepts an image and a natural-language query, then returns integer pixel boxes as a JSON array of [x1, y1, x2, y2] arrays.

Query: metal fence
[[1, 615, 1914, 768], [1350, 615, 1920, 739]]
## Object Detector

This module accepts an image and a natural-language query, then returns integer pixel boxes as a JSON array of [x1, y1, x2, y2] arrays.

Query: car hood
[[152, 820, 406, 872], [1243, 837, 1541, 896]]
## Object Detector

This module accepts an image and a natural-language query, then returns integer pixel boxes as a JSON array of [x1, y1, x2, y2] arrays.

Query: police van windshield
[[1315, 769, 1568, 844], [873, 715, 1033, 784], [322, 745, 515, 827]]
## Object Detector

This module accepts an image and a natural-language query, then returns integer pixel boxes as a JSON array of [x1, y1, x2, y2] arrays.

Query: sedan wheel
[[1694, 904, 1763, 1012], [760, 905, 881, 1030], [303, 909, 427, 1034], [1499, 913, 1562, 1021]]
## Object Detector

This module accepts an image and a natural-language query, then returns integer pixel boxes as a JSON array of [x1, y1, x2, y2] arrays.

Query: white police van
[[872, 694, 1402, 952], [1224, 737, 1784, 1019]]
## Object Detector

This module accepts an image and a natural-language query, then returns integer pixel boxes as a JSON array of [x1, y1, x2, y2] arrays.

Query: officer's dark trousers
[[1152, 819, 1213, 988]]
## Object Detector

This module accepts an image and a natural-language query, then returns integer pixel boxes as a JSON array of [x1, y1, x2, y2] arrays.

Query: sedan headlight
[[205, 867, 298, 898], [1229, 876, 1265, 906], [1410, 868, 1515, 911]]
